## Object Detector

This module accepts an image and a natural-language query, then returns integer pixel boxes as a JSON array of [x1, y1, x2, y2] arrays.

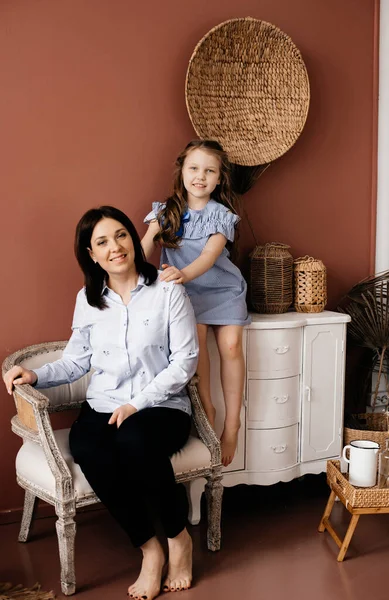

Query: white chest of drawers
[[226, 310, 350, 484], [188, 310, 350, 523]]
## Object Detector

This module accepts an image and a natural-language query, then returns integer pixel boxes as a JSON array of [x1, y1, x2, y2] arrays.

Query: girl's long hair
[[75, 205, 158, 309], [153, 139, 239, 248]]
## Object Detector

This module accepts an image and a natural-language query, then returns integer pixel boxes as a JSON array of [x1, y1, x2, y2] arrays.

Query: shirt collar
[[102, 273, 146, 296], [136, 273, 146, 289]]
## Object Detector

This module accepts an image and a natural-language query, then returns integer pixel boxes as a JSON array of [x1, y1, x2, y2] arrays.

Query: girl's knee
[[220, 335, 243, 360]]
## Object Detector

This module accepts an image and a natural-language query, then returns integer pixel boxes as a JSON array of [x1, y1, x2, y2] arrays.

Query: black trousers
[[69, 402, 191, 547]]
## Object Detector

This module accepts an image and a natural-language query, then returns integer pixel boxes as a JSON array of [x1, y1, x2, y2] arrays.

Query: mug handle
[[342, 445, 351, 463]]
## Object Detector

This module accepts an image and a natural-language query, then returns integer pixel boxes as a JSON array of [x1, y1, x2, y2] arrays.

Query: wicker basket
[[327, 460, 389, 507], [185, 17, 310, 166], [249, 243, 293, 313], [294, 256, 327, 313], [344, 413, 389, 451]]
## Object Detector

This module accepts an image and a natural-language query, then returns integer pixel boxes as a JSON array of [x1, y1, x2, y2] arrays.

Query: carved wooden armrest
[[187, 377, 221, 467], [10, 384, 50, 432], [4, 382, 73, 489], [3, 341, 86, 495]]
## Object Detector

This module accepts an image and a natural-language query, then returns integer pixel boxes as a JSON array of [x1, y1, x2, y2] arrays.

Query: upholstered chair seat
[[16, 431, 212, 501]]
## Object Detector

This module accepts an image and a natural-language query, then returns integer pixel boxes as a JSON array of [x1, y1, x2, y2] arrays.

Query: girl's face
[[182, 148, 221, 204], [88, 217, 136, 276]]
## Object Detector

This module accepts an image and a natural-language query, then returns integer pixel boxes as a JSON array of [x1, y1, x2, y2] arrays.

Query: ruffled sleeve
[[144, 202, 166, 224], [184, 202, 240, 242], [215, 209, 240, 242]]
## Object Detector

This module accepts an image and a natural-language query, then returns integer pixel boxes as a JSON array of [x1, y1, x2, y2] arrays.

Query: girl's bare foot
[[220, 423, 240, 467], [128, 536, 165, 600], [163, 528, 192, 592]]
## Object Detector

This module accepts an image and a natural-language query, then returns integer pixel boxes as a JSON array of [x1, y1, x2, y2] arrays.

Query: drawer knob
[[272, 394, 289, 404], [271, 444, 287, 453], [274, 346, 290, 354], [305, 386, 311, 402]]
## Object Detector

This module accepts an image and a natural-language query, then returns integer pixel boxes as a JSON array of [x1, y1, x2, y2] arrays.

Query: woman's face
[[88, 217, 135, 276]]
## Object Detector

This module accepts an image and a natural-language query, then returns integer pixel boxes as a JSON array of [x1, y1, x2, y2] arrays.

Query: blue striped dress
[[144, 200, 251, 326]]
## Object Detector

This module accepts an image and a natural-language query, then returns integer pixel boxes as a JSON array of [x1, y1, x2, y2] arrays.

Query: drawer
[[247, 328, 302, 379], [247, 376, 300, 429], [247, 425, 298, 471]]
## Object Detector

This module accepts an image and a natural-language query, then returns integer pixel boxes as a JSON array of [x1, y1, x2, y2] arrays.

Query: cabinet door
[[207, 328, 246, 472], [300, 323, 346, 462]]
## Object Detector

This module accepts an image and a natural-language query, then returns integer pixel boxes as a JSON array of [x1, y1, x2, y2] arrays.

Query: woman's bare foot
[[128, 536, 165, 600], [220, 423, 240, 467], [163, 528, 192, 592]]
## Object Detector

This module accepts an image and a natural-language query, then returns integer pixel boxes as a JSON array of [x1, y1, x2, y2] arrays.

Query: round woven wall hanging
[[185, 17, 310, 166]]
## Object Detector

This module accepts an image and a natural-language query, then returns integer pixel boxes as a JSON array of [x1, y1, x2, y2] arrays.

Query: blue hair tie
[[176, 210, 190, 237]]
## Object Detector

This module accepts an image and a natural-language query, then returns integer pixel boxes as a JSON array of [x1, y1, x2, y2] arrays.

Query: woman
[[3, 206, 199, 600]]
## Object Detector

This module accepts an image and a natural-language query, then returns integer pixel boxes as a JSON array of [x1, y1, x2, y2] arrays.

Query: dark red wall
[[0, 0, 378, 514]]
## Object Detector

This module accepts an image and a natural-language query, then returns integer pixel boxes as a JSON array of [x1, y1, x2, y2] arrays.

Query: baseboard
[[0, 501, 105, 526]]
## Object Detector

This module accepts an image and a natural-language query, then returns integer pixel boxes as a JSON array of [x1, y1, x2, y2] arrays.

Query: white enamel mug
[[342, 440, 379, 487]]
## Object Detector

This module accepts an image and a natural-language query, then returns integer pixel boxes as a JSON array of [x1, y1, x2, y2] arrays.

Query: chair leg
[[187, 477, 206, 525], [55, 507, 77, 596], [205, 470, 223, 551], [18, 490, 37, 542]]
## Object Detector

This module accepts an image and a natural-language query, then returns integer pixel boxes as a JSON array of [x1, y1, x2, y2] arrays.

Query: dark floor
[[1, 475, 389, 600]]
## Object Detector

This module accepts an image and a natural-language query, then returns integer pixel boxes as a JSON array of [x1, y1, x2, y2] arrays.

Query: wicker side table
[[318, 460, 389, 561]]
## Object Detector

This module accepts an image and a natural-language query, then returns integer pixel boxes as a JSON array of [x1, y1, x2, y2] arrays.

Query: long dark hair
[[153, 139, 239, 248], [75, 206, 158, 309]]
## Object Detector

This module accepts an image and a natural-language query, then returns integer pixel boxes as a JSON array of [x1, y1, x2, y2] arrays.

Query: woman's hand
[[108, 403, 138, 428], [160, 264, 188, 284], [3, 366, 38, 395]]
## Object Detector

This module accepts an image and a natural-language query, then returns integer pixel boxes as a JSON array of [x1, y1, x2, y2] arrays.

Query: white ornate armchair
[[2, 342, 223, 596]]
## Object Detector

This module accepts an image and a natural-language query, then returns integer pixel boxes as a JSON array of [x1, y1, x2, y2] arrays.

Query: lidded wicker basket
[[249, 243, 293, 314], [294, 256, 327, 313]]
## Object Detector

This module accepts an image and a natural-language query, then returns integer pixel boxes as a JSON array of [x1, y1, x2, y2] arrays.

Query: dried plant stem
[[372, 348, 387, 411]]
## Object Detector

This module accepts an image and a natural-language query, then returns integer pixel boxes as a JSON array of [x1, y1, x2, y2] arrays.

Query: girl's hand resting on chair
[[160, 264, 188, 284], [108, 403, 138, 428], [3, 366, 38, 395]]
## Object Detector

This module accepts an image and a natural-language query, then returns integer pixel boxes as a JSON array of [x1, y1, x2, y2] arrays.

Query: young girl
[[142, 139, 250, 467]]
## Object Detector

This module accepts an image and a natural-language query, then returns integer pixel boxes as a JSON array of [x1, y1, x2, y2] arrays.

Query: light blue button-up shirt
[[33, 274, 199, 415]]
